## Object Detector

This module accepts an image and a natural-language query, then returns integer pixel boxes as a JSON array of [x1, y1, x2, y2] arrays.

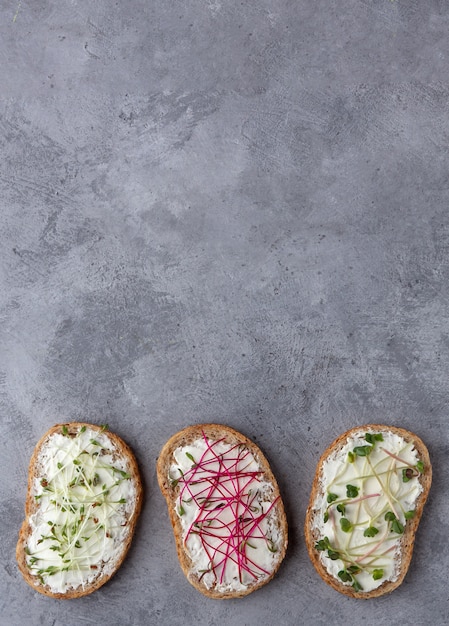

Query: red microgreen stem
[[176, 432, 279, 587]]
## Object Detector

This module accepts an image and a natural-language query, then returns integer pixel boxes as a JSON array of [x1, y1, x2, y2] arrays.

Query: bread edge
[[16, 422, 143, 599], [156, 423, 288, 599], [304, 424, 432, 599]]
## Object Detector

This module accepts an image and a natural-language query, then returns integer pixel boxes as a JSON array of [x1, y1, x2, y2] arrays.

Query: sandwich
[[305, 425, 431, 598], [157, 424, 288, 598], [16, 423, 143, 598]]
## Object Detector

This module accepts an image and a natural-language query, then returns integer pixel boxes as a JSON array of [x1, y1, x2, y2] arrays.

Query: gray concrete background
[[1, 1, 448, 625]]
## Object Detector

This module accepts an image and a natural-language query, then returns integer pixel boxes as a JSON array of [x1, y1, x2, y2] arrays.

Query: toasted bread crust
[[16, 423, 143, 599], [157, 423, 288, 599], [304, 424, 431, 598]]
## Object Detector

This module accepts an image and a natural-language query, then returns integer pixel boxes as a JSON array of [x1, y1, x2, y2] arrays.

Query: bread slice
[[16, 423, 143, 599], [157, 424, 288, 598], [305, 424, 431, 598]]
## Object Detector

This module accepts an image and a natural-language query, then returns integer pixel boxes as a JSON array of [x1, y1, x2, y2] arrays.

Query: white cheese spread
[[25, 426, 136, 594], [169, 437, 282, 593], [313, 430, 423, 592]]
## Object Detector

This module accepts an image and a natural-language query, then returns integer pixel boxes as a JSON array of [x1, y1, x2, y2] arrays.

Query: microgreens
[[266, 539, 277, 553], [391, 519, 404, 534], [365, 433, 384, 444], [338, 569, 353, 583], [172, 436, 281, 588], [315, 432, 423, 593], [327, 549, 340, 560], [315, 537, 330, 551], [26, 427, 133, 588], [372, 569, 384, 580], [352, 445, 372, 457], [346, 484, 359, 498], [402, 468, 417, 483]]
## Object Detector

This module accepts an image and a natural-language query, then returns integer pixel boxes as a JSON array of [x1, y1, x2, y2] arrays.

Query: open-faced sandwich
[[16, 423, 143, 598], [305, 425, 431, 598], [157, 424, 288, 598]]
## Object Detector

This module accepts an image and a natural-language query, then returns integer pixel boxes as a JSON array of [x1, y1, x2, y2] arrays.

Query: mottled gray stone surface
[[1, 1, 448, 624]]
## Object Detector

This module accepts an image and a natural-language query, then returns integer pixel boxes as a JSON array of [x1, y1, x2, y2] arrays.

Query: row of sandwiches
[[16, 422, 431, 599]]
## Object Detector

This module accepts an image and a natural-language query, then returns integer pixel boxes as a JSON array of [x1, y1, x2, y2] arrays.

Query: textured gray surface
[[1, 1, 448, 624]]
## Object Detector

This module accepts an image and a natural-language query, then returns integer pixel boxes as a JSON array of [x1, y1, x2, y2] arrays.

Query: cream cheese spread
[[25, 426, 136, 594], [313, 430, 423, 592], [169, 437, 282, 593]]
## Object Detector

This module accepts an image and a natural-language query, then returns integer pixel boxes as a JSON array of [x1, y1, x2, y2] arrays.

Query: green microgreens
[[363, 526, 379, 538], [327, 548, 340, 560], [185, 452, 196, 464], [391, 519, 404, 534], [178, 504, 185, 516], [315, 537, 330, 551], [79, 426, 86, 434], [338, 569, 353, 583], [402, 467, 419, 483], [26, 434, 133, 586], [113, 468, 131, 479], [352, 445, 372, 457], [61, 425, 69, 436], [384, 511, 404, 534], [266, 539, 277, 553], [346, 484, 359, 498], [315, 434, 422, 593], [372, 569, 384, 580], [90, 439, 101, 446], [314, 540, 327, 553], [365, 433, 384, 444], [100, 424, 109, 432]]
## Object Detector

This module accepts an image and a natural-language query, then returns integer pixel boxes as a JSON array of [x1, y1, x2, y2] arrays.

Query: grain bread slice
[[157, 424, 288, 598], [305, 424, 431, 598], [16, 423, 143, 599]]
